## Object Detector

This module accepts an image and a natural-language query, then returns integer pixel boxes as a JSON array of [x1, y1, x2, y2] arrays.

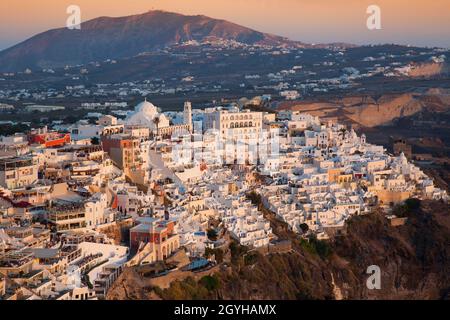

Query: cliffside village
[[0, 99, 447, 300]]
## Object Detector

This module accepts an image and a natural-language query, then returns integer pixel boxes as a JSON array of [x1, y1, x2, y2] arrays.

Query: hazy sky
[[1, 0, 449, 50]]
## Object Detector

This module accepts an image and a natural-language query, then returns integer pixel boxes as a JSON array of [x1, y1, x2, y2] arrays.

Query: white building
[[125, 100, 170, 132]]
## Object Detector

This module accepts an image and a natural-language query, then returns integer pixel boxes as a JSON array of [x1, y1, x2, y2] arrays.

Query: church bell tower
[[184, 101, 192, 132]]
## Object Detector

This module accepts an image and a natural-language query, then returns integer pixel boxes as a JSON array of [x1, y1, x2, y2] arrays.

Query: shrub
[[229, 242, 249, 267], [393, 198, 421, 217], [204, 247, 214, 258], [405, 198, 421, 210], [299, 223, 309, 233], [300, 236, 332, 259], [200, 275, 221, 291], [244, 252, 259, 266], [215, 248, 224, 264], [247, 191, 262, 206], [207, 228, 218, 241]]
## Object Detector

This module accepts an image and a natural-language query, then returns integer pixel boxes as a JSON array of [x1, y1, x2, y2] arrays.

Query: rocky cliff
[[344, 93, 424, 127], [407, 62, 448, 78], [107, 200, 450, 300], [279, 91, 450, 128]]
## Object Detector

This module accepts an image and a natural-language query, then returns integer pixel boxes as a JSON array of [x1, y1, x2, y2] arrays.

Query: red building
[[28, 127, 71, 148], [130, 217, 179, 260]]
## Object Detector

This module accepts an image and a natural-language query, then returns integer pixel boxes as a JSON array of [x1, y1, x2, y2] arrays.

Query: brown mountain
[[0, 10, 302, 72]]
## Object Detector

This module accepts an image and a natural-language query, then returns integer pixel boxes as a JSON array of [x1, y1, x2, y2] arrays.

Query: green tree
[[200, 275, 221, 292], [300, 223, 309, 234], [91, 137, 100, 145], [153, 116, 160, 136], [207, 228, 218, 241], [405, 198, 421, 210]]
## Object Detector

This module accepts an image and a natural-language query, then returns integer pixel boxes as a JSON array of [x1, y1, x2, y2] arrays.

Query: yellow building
[[328, 168, 342, 183], [337, 174, 353, 184]]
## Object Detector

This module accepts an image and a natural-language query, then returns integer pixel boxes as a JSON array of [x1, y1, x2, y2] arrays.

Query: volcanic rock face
[[344, 94, 424, 127], [0, 10, 297, 72], [330, 201, 450, 300], [407, 62, 448, 78], [279, 91, 450, 128]]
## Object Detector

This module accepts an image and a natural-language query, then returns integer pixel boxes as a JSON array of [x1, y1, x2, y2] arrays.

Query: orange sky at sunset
[[1, 0, 449, 50]]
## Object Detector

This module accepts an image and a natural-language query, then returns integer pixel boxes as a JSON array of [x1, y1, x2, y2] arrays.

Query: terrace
[[0, 251, 34, 276], [73, 253, 103, 268], [0, 157, 34, 171]]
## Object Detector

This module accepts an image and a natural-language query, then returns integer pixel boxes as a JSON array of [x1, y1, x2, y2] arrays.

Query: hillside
[[107, 200, 450, 300], [343, 93, 424, 127], [407, 62, 449, 78], [0, 10, 299, 72], [278, 90, 450, 127]]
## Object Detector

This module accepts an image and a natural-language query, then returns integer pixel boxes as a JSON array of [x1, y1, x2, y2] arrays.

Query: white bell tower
[[184, 101, 192, 132]]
